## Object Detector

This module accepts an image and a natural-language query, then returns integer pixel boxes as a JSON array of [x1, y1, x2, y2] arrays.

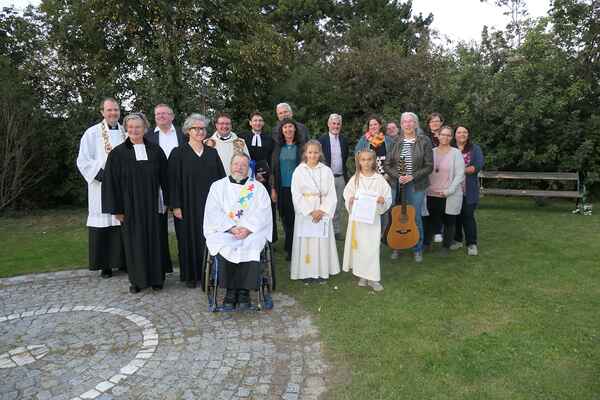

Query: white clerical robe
[[342, 173, 392, 282], [209, 132, 250, 176], [290, 162, 341, 279], [204, 177, 272, 264], [77, 121, 125, 227]]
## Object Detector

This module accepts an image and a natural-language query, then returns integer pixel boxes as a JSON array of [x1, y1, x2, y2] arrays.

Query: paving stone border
[[0, 269, 329, 400], [0, 305, 158, 400]]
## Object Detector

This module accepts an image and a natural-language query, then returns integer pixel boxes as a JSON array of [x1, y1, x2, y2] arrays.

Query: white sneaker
[[368, 281, 384, 291], [390, 250, 400, 259], [467, 244, 478, 256], [449, 241, 463, 250], [414, 252, 423, 263], [434, 234, 443, 243], [358, 278, 368, 287]]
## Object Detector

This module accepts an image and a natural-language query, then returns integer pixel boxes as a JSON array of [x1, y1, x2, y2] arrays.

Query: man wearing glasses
[[207, 112, 250, 176]]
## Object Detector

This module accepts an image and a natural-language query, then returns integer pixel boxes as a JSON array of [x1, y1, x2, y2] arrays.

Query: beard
[[231, 172, 247, 182]]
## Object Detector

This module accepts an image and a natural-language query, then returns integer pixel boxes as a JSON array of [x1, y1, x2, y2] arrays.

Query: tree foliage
[[0, 0, 599, 210]]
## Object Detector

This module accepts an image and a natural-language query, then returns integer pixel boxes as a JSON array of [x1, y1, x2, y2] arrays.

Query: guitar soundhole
[[396, 229, 412, 235]]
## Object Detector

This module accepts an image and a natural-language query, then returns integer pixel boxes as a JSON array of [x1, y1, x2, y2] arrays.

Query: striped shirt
[[400, 138, 415, 176]]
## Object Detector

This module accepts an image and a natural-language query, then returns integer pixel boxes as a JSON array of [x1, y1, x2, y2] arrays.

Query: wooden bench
[[478, 171, 584, 200]]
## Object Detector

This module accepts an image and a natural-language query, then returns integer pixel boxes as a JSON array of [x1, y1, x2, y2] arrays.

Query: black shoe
[[129, 285, 140, 294], [152, 284, 163, 291], [237, 289, 250, 304], [100, 269, 112, 279], [185, 281, 197, 288], [223, 289, 237, 305]]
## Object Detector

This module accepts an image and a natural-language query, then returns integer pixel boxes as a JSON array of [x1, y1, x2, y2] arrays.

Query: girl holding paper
[[290, 140, 341, 283], [342, 149, 392, 291]]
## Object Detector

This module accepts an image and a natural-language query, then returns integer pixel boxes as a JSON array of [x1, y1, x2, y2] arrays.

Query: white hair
[[328, 113, 342, 124], [230, 152, 250, 167], [400, 112, 421, 129], [276, 102, 292, 113]]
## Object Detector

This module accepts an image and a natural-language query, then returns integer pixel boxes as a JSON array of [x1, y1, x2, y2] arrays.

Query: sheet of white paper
[[297, 215, 329, 238], [351, 191, 378, 224], [133, 144, 148, 161]]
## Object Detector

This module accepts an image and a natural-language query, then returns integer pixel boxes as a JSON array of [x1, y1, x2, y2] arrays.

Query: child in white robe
[[290, 140, 341, 283], [342, 149, 392, 291]]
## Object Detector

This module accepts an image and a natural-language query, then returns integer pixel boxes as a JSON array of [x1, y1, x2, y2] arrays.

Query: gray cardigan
[[383, 133, 433, 192], [436, 147, 465, 215]]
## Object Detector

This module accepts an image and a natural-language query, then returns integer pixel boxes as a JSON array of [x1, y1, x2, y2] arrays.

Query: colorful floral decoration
[[228, 183, 255, 223]]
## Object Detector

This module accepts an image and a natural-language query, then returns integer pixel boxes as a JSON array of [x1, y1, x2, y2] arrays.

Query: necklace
[[101, 121, 125, 154]]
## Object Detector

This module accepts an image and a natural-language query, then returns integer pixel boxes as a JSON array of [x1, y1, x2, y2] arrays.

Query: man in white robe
[[204, 154, 272, 310], [76, 97, 126, 278], [207, 112, 249, 176]]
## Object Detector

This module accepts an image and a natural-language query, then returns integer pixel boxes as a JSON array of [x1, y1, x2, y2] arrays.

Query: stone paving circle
[[0, 270, 329, 400]]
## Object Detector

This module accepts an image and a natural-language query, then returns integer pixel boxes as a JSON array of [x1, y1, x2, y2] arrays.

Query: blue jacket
[[463, 143, 484, 204]]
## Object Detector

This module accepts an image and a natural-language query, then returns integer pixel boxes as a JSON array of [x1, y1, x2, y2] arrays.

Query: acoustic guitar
[[384, 157, 419, 249]]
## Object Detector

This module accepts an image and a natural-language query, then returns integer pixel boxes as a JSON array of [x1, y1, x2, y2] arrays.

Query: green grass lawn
[[1, 198, 599, 399]]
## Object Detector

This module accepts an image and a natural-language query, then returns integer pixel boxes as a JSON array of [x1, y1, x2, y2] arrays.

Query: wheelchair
[[203, 242, 275, 312]]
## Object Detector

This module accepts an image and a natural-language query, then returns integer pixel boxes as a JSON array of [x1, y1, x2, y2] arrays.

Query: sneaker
[[467, 244, 478, 256], [449, 241, 463, 250], [414, 252, 423, 263], [358, 278, 368, 287], [390, 250, 400, 259], [368, 281, 384, 292], [434, 234, 443, 243]]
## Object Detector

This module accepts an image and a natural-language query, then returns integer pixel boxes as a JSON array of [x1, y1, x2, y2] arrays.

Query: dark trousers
[[454, 198, 478, 246], [279, 187, 295, 257], [424, 196, 456, 249]]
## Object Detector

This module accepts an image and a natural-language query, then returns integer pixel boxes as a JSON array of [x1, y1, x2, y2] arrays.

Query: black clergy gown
[[168, 144, 226, 286], [102, 138, 169, 289]]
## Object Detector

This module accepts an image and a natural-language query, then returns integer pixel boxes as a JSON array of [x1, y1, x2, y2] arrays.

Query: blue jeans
[[403, 182, 425, 253]]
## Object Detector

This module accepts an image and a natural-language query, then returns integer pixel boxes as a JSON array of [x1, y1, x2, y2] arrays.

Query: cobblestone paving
[[0, 270, 328, 400]]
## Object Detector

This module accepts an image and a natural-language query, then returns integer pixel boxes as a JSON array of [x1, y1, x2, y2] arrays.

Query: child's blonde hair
[[353, 148, 377, 187]]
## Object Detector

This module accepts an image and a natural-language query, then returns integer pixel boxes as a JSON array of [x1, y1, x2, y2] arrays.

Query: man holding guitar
[[384, 112, 433, 262]]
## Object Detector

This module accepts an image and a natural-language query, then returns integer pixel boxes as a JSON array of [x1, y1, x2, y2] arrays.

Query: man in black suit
[[144, 103, 186, 274], [271, 102, 309, 142], [318, 113, 349, 240], [239, 111, 278, 243]]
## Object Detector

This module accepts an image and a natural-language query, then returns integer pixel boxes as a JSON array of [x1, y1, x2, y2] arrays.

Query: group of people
[[77, 98, 484, 306]]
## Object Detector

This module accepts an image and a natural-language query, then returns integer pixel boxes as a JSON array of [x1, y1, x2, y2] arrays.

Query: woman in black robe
[[102, 113, 169, 293], [168, 113, 226, 288]]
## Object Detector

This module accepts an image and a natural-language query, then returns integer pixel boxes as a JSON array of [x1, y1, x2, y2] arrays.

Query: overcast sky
[[412, 0, 552, 43], [2, 0, 552, 44]]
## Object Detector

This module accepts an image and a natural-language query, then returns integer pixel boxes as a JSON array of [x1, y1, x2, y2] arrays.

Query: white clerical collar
[[133, 143, 148, 161], [155, 125, 175, 135], [216, 132, 233, 141], [251, 131, 262, 147]]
